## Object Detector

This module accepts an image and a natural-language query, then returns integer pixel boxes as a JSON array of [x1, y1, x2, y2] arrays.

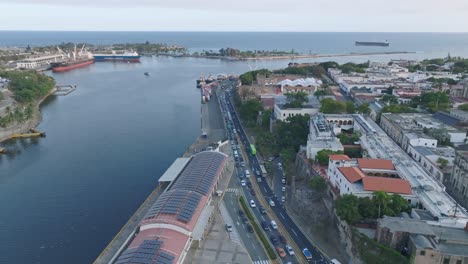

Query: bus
[[250, 144, 257, 155], [259, 164, 267, 176]]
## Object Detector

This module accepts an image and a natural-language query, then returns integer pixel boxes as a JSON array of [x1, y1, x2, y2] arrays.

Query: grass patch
[[239, 196, 277, 260]]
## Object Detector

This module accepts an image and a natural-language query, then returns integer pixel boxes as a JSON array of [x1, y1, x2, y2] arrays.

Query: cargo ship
[[51, 44, 94, 72], [92, 51, 141, 62], [355, 40, 389, 47], [51, 58, 94, 72]]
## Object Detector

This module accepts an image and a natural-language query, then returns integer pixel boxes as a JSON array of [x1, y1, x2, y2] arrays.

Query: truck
[[302, 248, 312, 260], [259, 164, 267, 176]]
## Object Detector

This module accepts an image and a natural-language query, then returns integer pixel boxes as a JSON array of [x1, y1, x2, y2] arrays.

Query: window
[[420, 250, 425, 256], [443, 257, 450, 264], [456, 260, 461, 264]]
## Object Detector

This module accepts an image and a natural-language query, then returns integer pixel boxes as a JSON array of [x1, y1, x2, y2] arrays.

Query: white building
[[327, 155, 418, 204], [306, 114, 343, 159], [16, 54, 64, 69], [274, 104, 319, 121], [450, 109, 468, 122], [407, 145, 455, 182]]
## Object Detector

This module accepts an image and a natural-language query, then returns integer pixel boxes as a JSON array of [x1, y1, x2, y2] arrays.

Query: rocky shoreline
[[0, 87, 56, 143]]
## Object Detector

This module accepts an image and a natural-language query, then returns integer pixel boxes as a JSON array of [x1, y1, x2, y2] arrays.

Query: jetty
[[9, 128, 46, 139], [54, 85, 77, 96]]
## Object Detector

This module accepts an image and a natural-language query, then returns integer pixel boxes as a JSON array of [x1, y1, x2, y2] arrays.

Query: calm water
[[0, 32, 467, 263]]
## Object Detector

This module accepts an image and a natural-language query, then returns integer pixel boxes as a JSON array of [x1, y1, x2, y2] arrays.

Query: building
[[16, 54, 64, 69], [446, 151, 468, 209], [380, 113, 466, 149], [274, 104, 319, 121], [450, 109, 468, 122], [306, 114, 343, 159], [327, 155, 417, 203], [112, 151, 228, 264], [277, 77, 322, 94], [376, 216, 468, 264], [407, 145, 455, 182]]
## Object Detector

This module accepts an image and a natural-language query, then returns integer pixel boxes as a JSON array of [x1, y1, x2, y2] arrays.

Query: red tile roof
[[362, 177, 412, 195], [338, 167, 366, 183], [358, 158, 395, 171], [329, 155, 352, 161]]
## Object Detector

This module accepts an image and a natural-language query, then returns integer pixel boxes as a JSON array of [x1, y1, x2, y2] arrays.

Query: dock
[[9, 129, 46, 139], [54, 85, 77, 96]]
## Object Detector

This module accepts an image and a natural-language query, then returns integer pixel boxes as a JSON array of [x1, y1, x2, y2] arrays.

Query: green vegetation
[[273, 64, 326, 78], [344, 147, 362, 158], [239, 69, 272, 85], [320, 98, 368, 114], [380, 94, 398, 105], [424, 127, 453, 147], [352, 228, 409, 264], [239, 196, 277, 260], [437, 157, 449, 169], [284, 91, 308, 108], [238, 99, 263, 125], [339, 132, 361, 145], [411, 91, 449, 113], [316, 149, 344, 166], [336, 192, 410, 224], [309, 177, 327, 192], [338, 61, 369, 74], [0, 70, 55, 103], [0, 104, 34, 127], [458, 103, 468, 112], [427, 77, 458, 85], [113, 42, 187, 54], [318, 61, 339, 71]]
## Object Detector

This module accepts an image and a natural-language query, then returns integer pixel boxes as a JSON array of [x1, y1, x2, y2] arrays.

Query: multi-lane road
[[218, 80, 329, 264]]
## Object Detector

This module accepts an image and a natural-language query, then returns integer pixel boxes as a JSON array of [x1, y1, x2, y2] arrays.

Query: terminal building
[[112, 151, 228, 264], [16, 54, 64, 69]]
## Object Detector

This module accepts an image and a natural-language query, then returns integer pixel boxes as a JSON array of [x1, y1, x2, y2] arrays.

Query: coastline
[[0, 87, 56, 143], [155, 51, 415, 61]]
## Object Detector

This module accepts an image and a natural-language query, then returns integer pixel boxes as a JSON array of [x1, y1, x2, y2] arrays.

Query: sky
[[0, 0, 467, 32]]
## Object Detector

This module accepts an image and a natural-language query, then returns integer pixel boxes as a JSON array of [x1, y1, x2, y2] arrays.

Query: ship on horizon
[[355, 40, 390, 47], [92, 51, 141, 62]]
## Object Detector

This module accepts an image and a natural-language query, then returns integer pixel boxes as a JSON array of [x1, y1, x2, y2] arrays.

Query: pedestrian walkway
[[225, 188, 240, 195], [253, 259, 270, 264], [219, 202, 242, 245]]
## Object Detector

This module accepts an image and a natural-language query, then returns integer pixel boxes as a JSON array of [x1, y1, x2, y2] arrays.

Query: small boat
[[144, 72, 150, 76]]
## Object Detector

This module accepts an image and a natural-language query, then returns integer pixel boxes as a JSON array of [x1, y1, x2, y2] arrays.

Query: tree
[[320, 98, 345, 114], [309, 177, 327, 192], [356, 103, 371, 115], [345, 101, 356, 113], [381, 94, 398, 105], [239, 99, 263, 125], [314, 89, 327, 100], [389, 194, 409, 215], [437, 157, 449, 169], [458, 104, 468, 112], [316, 149, 344, 166], [284, 91, 308, 108], [336, 194, 362, 224], [373, 191, 390, 218]]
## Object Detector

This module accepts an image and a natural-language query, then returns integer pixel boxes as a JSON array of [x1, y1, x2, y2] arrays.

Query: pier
[[53, 85, 77, 96]]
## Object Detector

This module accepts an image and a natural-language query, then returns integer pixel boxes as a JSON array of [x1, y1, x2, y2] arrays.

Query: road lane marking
[[261, 215, 265, 221], [252, 243, 256, 249], [280, 212, 285, 220], [292, 229, 298, 236], [264, 187, 267, 192]]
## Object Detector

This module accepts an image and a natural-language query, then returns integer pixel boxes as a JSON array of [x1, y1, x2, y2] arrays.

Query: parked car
[[249, 200, 256, 208], [276, 247, 286, 258], [282, 178, 286, 184], [281, 196, 285, 203], [282, 186, 286, 192], [270, 236, 279, 245], [225, 224, 233, 232], [285, 244, 295, 256]]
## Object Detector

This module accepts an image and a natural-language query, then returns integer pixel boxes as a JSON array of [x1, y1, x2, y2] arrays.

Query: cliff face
[[0, 108, 41, 142]]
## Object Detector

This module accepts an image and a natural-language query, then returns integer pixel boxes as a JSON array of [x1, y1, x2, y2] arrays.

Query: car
[[236, 162, 240, 167], [282, 186, 286, 192], [238, 172, 244, 178], [268, 157, 274, 162], [279, 235, 286, 244], [276, 247, 286, 258], [240, 180, 246, 186], [246, 224, 254, 233], [225, 224, 233, 232], [238, 209, 245, 217], [255, 170, 261, 176], [249, 200, 256, 208], [261, 221, 270, 231], [256, 177, 262, 183], [285, 244, 295, 256], [269, 199, 276, 207], [242, 217, 249, 224], [250, 189, 256, 196], [281, 196, 285, 203], [259, 206, 266, 214], [281, 178, 286, 184], [277, 162, 282, 167], [246, 181, 252, 187], [270, 236, 279, 245], [241, 161, 245, 167], [270, 220, 278, 230], [302, 248, 312, 260]]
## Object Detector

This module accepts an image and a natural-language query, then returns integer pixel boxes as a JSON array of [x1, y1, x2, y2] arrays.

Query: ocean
[[0, 32, 467, 264]]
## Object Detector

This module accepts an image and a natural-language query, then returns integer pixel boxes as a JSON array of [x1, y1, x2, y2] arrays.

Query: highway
[[222, 80, 329, 264]]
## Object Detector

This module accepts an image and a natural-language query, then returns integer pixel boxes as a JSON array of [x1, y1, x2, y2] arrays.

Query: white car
[[281, 196, 285, 203], [269, 199, 275, 207], [281, 178, 286, 184], [282, 186, 286, 192], [285, 244, 295, 256], [250, 200, 256, 208], [241, 180, 246, 186]]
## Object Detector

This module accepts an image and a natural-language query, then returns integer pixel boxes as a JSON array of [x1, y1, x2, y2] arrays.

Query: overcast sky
[[1, 0, 467, 32]]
